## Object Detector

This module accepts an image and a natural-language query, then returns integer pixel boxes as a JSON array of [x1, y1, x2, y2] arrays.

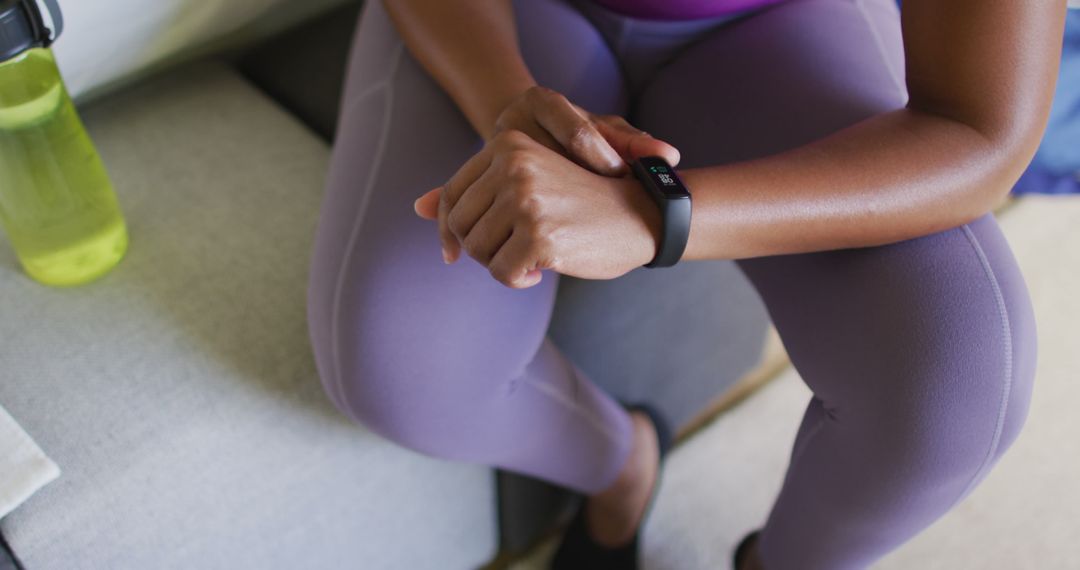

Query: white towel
[[0, 404, 59, 519]]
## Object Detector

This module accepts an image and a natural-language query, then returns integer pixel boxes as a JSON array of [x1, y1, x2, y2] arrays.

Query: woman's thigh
[[633, 0, 1037, 416], [634, 1, 1038, 563], [737, 212, 1036, 455], [633, 0, 906, 169], [630, 0, 913, 357], [305, 0, 630, 420], [741, 211, 1037, 568]]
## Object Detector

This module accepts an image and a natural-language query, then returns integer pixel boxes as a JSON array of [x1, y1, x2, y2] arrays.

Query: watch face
[[637, 156, 690, 198]]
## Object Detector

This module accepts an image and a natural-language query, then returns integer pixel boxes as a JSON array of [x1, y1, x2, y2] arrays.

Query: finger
[[440, 146, 493, 263], [446, 168, 499, 245], [459, 196, 514, 267], [530, 87, 625, 176], [522, 122, 563, 157], [487, 229, 544, 289], [414, 186, 440, 220], [591, 113, 681, 167], [496, 104, 564, 156], [594, 113, 681, 165]]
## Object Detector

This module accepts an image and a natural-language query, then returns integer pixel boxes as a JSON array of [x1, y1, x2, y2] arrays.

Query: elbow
[[910, 93, 1053, 209], [978, 92, 1056, 204], [962, 111, 1049, 210], [992, 124, 1045, 205]]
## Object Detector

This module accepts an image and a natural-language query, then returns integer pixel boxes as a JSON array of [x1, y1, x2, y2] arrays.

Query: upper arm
[[900, 0, 1067, 161]]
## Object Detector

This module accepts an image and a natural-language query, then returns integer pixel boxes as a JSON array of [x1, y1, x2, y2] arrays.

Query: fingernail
[[442, 248, 452, 264]]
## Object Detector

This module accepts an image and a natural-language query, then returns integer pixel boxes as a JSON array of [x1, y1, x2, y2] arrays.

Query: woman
[[305, 0, 1065, 567]]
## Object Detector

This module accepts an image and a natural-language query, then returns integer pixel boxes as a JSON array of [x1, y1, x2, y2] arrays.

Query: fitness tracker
[[630, 156, 692, 268]]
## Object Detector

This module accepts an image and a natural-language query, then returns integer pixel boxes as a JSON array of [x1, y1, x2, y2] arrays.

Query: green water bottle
[[0, 0, 128, 287]]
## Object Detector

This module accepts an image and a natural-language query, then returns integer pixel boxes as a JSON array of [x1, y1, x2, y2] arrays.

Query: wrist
[[618, 175, 664, 267], [478, 76, 537, 141], [628, 156, 693, 267]]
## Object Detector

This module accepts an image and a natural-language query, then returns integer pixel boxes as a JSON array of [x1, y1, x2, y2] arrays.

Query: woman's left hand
[[413, 129, 662, 289]]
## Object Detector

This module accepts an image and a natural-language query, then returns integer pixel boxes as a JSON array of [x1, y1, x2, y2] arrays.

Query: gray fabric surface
[[501, 262, 770, 554], [0, 63, 495, 570], [550, 264, 769, 429]]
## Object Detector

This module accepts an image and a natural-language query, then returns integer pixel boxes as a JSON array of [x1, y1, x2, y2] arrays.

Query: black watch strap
[[630, 156, 692, 268]]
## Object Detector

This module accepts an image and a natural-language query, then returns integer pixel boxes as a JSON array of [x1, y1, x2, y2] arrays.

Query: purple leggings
[[306, 0, 1038, 567]]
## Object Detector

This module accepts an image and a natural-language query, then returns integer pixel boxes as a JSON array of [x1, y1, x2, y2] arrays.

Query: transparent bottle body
[[0, 47, 127, 286]]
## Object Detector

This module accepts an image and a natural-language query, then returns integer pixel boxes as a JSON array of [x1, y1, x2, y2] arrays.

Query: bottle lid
[[0, 0, 63, 63]]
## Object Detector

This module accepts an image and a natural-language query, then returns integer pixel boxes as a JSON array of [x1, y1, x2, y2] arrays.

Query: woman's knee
[[892, 339, 1034, 495], [870, 358, 1034, 474], [932, 215, 1038, 469], [844, 226, 1038, 475], [784, 219, 1038, 478], [322, 336, 495, 458], [307, 270, 534, 459], [968, 215, 1040, 463]]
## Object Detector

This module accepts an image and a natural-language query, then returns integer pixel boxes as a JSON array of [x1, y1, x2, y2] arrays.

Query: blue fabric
[[1014, 10, 1080, 194], [897, 2, 1078, 194]]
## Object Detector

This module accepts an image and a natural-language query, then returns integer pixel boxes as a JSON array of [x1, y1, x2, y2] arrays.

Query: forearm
[[382, 0, 536, 140], [678, 105, 1048, 261], [675, 0, 1066, 262]]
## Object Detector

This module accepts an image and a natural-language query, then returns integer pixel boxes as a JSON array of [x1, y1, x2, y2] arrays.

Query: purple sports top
[[591, 0, 784, 20]]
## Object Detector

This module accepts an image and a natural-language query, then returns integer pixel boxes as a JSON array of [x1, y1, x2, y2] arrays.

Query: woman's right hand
[[490, 85, 682, 177]]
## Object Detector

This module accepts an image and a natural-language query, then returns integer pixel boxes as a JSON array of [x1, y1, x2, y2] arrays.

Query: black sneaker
[[732, 530, 762, 570]]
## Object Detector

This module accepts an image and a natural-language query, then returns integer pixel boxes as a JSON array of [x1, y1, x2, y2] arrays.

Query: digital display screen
[[637, 156, 690, 197]]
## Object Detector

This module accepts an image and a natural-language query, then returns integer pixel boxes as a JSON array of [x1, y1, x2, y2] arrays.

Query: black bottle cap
[[0, 0, 63, 63]]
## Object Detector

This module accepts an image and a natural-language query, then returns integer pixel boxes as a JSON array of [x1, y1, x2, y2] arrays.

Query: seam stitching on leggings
[[853, 0, 907, 102], [524, 374, 624, 444], [339, 41, 408, 118], [342, 80, 391, 118], [955, 223, 1014, 502], [526, 373, 631, 491], [757, 404, 828, 568], [328, 41, 405, 421]]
